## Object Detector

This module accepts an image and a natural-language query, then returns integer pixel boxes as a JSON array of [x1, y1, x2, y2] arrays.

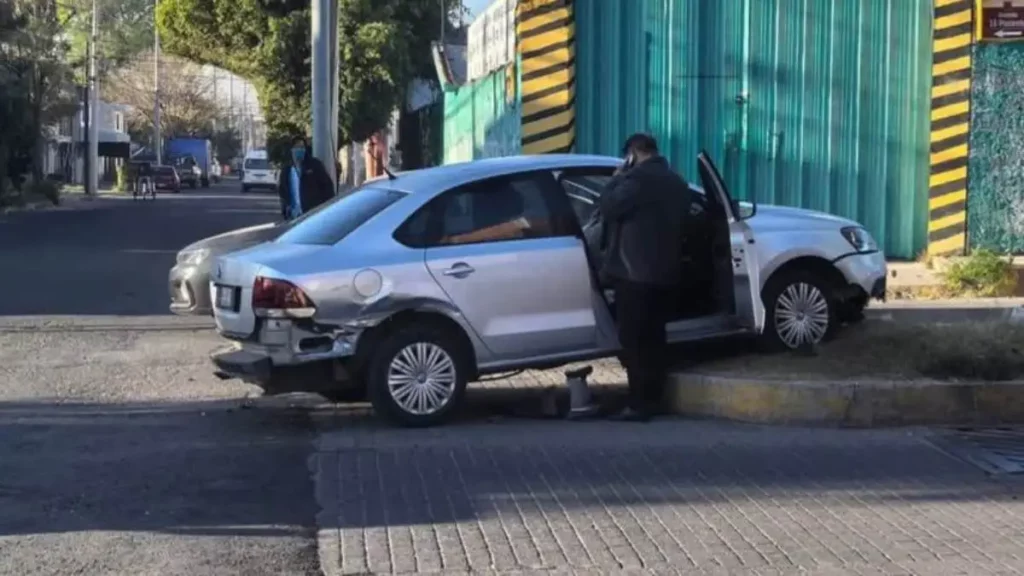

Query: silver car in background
[[170, 222, 286, 315], [209, 152, 886, 427]]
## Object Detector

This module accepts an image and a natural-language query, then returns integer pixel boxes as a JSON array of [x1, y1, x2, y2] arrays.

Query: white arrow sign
[[995, 29, 1024, 37]]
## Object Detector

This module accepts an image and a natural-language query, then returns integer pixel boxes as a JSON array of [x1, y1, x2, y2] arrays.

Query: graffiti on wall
[[968, 43, 1024, 253]]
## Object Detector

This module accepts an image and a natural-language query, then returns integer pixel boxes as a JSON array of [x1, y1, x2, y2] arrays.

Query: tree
[[155, 0, 462, 163], [210, 126, 241, 164], [58, 0, 154, 81], [104, 51, 220, 142], [0, 0, 76, 189]]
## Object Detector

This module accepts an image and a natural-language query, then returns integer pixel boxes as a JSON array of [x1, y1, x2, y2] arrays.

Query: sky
[[463, 0, 491, 20]]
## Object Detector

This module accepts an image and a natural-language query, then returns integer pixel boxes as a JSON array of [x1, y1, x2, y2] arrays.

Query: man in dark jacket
[[277, 136, 335, 220], [600, 133, 690, 421]]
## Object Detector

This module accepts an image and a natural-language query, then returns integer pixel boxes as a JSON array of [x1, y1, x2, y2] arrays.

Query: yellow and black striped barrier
[[928, 0, 974, 256], [516, 0, 576, 154]]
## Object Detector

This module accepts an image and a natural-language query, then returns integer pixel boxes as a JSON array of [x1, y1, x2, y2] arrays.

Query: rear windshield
[[154, 166, 175, 175], [275, 186, 407, 245], [244, 158, 270, 170]]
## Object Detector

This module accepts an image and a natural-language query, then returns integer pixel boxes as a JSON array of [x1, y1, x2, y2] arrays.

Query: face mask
[[291, 147, 305, 163]]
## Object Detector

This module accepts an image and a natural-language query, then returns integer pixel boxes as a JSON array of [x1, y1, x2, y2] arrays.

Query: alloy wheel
[[386, 343, 457, 415], [773, 282, 830, 348]]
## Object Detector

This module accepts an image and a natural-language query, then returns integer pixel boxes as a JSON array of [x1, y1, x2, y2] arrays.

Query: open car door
[[696, 151, 764, 332]]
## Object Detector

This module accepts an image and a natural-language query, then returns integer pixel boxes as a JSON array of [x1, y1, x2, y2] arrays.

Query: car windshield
[[275, 186, 407, 245], [154, 166, 175, 175], [244, 158, 270, 170]]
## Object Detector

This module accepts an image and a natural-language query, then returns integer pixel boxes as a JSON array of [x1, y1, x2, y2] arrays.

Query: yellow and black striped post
[[516, 0, 576, 154], [927, 0, 974, 256]]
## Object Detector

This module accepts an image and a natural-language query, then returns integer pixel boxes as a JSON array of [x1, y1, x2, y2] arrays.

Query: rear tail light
[[252, 276, 316, 318]]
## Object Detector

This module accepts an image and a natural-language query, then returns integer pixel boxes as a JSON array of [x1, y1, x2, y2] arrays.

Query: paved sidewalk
[[313, 417, 1024, 576]]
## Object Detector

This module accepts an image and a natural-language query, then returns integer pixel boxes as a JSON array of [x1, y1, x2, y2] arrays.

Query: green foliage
[[156, 0, 458, 164], [210, 127, 242, 164], [941, 248, 1018, 298], [114, 163, 128, 193], [58, 0, 154, 81], [1, 0, 77, 190]]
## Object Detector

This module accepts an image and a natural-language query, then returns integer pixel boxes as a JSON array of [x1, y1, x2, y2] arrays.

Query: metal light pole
[[153, 0, 162, 164], [311, 0, 338, 188], [87, 0, 99, 195]]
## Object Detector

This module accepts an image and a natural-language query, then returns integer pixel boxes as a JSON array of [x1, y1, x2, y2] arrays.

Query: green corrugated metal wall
[[442, 66, 521, 165], [967, 43, 1024, 254], [575, 0, 933, 259]]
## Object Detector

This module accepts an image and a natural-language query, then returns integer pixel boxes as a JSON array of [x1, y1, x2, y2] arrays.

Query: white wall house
[[45, 99, 131, 185]]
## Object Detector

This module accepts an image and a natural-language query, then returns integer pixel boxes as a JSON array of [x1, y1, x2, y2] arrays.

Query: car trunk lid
[[210, 242, 326, 338]]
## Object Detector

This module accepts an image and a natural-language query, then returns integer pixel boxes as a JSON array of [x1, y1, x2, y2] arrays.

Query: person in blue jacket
[[277, 136, 334, 220]]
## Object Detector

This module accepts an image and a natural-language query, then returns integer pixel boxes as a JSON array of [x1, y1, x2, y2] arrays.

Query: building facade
[[442, 0, 1024, 259]]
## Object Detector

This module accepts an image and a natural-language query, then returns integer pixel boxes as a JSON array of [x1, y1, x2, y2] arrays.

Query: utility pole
[[87, 0, 99, 195], [311, 0, 338, 188], [153, 1, 162, 164]]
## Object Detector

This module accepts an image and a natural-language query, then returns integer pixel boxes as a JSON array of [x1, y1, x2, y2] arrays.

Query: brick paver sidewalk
[[313, 417, 1024, 576]]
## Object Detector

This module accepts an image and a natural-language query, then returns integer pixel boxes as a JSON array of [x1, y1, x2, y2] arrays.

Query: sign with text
[[978, 0, 1024, 41]]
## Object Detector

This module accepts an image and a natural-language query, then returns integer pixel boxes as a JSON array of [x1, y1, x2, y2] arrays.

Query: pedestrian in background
[[599, 133, 690, 422], [277, 136, 334, 220]]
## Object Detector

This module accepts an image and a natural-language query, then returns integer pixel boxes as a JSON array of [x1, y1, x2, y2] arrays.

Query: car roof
[[245, 150, 268, 159], [381, 154, 621, 194]]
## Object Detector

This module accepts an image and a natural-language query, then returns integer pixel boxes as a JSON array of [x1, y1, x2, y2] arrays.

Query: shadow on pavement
[[1, 388, 1020, 540], [0, 398, 316, 539]]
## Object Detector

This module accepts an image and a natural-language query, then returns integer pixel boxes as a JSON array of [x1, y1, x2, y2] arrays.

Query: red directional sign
[[978, 0, 1024, 42]]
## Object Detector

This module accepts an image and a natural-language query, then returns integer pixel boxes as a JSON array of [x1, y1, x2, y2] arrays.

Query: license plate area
[[215, 284, 240, 311]]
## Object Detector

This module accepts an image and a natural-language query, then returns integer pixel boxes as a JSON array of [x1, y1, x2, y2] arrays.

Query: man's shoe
[[609, 407, 650, 422]]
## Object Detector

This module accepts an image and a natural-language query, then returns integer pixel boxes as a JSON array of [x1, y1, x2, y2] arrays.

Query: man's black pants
[[613, 279, 671, 413]]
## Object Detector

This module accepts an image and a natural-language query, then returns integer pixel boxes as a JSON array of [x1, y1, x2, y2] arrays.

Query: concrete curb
[[665, 371, 1024, 427], [865, 301, 1024, 324]]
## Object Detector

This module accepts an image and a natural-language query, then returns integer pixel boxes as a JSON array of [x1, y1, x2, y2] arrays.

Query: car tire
[[760, 268, 839, 352], [200, 177, 209, 188], [366, 323, 469, 427], [240, 184, 248, 194], [189, 180, 197, 189]]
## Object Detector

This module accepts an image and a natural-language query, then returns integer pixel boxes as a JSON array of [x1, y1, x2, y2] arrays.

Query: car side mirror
[[731, 199, 757, 221]]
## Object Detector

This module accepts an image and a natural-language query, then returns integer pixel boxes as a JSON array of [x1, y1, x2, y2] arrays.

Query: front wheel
[[366, 324, 468, 427], [760, 269, 839, 352]]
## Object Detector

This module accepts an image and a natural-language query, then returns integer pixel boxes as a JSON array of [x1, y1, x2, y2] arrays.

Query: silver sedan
[[208, 152, 886, 427]]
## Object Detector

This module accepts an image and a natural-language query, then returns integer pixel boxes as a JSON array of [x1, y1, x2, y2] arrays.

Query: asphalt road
[[0, 182, 321, 576]]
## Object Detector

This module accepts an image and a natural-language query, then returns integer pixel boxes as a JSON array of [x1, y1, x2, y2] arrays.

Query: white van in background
[[240, 150, 278, 193]]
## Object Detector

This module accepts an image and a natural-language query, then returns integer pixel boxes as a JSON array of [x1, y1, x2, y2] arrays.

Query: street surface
[[0, 183, 319, 576], [2, 180, 1024, 576]]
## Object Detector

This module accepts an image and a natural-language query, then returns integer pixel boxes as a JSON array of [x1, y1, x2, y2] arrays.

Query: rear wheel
[[240, 184, 249, 194], [760, 269, 839, 351], [366, 324, 468, 427]]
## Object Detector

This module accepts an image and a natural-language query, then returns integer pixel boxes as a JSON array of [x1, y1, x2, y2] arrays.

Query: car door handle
[[441, 263, 475, 277]]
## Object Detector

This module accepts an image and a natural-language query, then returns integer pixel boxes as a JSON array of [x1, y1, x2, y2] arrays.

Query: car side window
[[439, 174, 564, 246], [558, 174, 608, 224], [397, 173, 573, 249]]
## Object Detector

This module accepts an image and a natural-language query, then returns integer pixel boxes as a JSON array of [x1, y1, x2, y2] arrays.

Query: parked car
[[240, 150, 278, 193], [170, 154, 202, 189], [169, 222, 287, 316], [208, 152, 887, 427], [152, 165, 181, 193]]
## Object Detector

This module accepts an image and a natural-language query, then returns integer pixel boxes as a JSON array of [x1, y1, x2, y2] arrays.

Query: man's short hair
[[622, 133, 658, 156], [292, 136, 308, 147]]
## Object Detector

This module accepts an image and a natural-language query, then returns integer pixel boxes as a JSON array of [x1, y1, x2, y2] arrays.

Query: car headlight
[[840, 227, 878, 253], [176, 248, 210, 266]]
